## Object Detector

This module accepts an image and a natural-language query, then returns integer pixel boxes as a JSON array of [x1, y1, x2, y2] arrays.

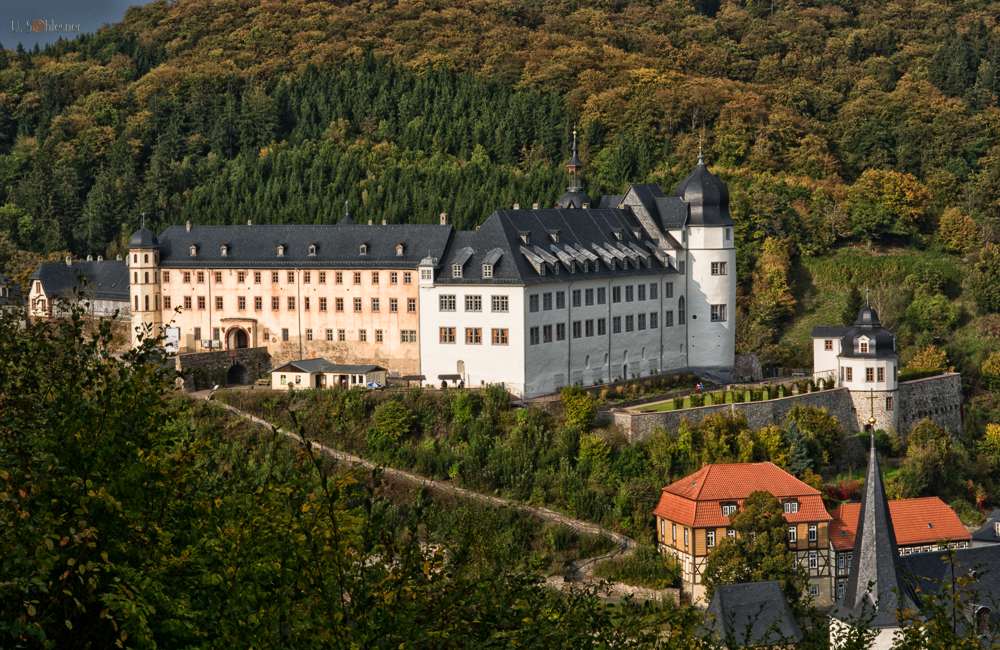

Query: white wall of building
[[814, 338, 842, 381], [685, 226, 736, 370]]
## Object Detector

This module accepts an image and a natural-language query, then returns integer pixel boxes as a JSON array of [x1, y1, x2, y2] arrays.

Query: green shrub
[[593, 543, 681, 589], [673, 396, 684, 410], [950, 499, 987, 527], [689, 394, 704, 408], [561, 386, 597, 430]]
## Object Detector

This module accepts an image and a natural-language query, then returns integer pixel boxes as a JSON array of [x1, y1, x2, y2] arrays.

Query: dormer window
[[452, 264, 462, 279], [482, 264, 493, 278], [548, 230, 560, 244], [995, 522, 999, 537], [359, 244, 367, 256], [396, 244, 404, 257], [518, 231, 531, 245], [632, 229, 642, 240], [277, 245, 285, 257], [613, 229, 623, 241], [308, 244, 317, 256], [189, 245, 197, 257], [220, 245, 228, 257], [783, 500, 799, 514], [721, 503, 738, 516]]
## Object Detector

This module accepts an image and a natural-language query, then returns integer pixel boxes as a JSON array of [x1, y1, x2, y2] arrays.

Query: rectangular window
[[846, 367, 853, 381], [597, 318, 606, 336], [810, 584, 819, 596], [271, 272, 278, 283], [711, 261, 727, 275], [492, 329, 509, 345], [637, 314, 646, 330], [728, 529, 736, 539], [354, 298, 362, 312], [707, 531, 715, 548], [163, 271, 170, 283], [198, 272, 205, 284], [359, 329, 367, 342], [238, 296, 246, 310], [878, 367, 885, 382], [326, 329, 333, 341], [390, 298, 398, 313], [336, 298, 344, 312], [585, 288, 594, 306], [530, 327, 540, 345], [408, 298, 416, 313], [838, 554, 845, 570], [571, 290, 581, 307], [184, 272, 191, 283], [271, 297, 279, 310], [287, 297, 295, 310], [638, 284, 646, 301], [465, 295, 482, 312], [556, 291, 565, 309], [650, 283, 658, 300], [440, 328, 456, 343], [336, 272, 343, 284], [665, 282, 673, 299], [401, 330, 417, 343], [254, 297, 262, 310], [543, 325, 553, 343], [529, 295, 539, 312], [585, 320, 594, 337], [215, 272, 222, 284], [612, 287, 621, 303], [543, 293, 553, 310], [304, 297, 310, 311], [809, 525, 817, 542], [466, 328, 482, 344], [319, 298, 327, 311], [492, 296, 509, 312], [354, 272, 361, 284], [625, 315, 634, 332], [390, 272, 398, 284], [194, 327, 201, 341], [886, 396, 893, 411], [572, 321, 582, 339], [684, 529, 689, 546], [860, 341, 869, 353], [650, 312, 658, 329], [711, 304, 728, 322], [613, 317, 621, 334], [404, 272, 412, 284], [371, 298, 379, 312], [784, 502, 799, 514], [440, 295, 456, 311], [319, 272, 326, 284], [866, 368, 874, 382], [809, 552, 818, 569], [661, 519, 665, 539], [722, 504, 737, 516], [164, 297, 171, 310], [198, 296, 206, 310], [553, 323, 564, 341], [287, 271, 295, 284], [625, 286, 634, 302], [282, 328, 289, 342], [303, 272, 310, 284], [679, 261, 685, 275], [306, 329, 313, 342], [838, 582, 845, 599], [372, 272, 379, 285], [664, 310, 673, 327], [788, 527, 797, 543], [672, 523, 677, 542], [825, 339, 833, 351], [376, 329, 383, 343], [338, 329, 345, 342]]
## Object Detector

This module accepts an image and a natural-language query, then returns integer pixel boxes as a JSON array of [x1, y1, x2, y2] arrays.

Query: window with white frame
[[810, 585, 819, 596], [482, 264, 493, 278], [809, 525, 817, 542], [684, 528, 689, 546], [711, 304, 728, 322], [711, 262, 727, 275], [707, 531, 715, 548], [788, 526, 797, 543], [672, 523, 677, 542], [491, 295, 509, 312], [465, 295, 482, 312], [722, 504, 737, 516], [727, 529, 736, 539], [421, 269, 433, 281], [838, 554, 845, 570], [784, 501, 798, 514], [439, 295, 456, 311], [809, 552, 818, 569], [452, 264, 462, 278]]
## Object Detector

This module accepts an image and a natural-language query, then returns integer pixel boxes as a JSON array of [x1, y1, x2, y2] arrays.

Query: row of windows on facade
[[147, 295, 417, 313], [183, 243, 406, 258], [142, 270, 414, 286], [192, 327, 417, 344], [522, 283, 675, 313], [439, 328, 509, 345], [824, 338, 877, 354], [662, 520, 821, 548], [840, 365, 898, 386]]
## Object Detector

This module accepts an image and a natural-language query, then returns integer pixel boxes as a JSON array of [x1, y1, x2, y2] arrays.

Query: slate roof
[[29, 260, 130, 302], [971, 509, 1000, 543], [556, 188, 594, 209], [830, 498, 971, 551], [702, 581, 804, 646], [430, 206, 675, 287], [0, 273, 24, 307], [810, 303, 898, 360], [672, 159, 736, 227], [898, 545, 1000, 612], [834, 435, 917, 628], [653, 462, 831, 528], [129, 225, 159, 249], [269, 359, 387, 374], [155, 224, 452, 269]]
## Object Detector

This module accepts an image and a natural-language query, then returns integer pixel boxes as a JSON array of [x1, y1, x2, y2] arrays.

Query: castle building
[[27, 256, 130, 322], [418, 138, 736, 397], [652, 462, 833, 606], [127, 216, 451, 374]]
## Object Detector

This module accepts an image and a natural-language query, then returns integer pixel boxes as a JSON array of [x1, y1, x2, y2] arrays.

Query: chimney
[[87, 255, 93, 261], [186, 221, 192, 232], [702, 461, 708, 468], [440, 213, 449, 225], [65, 255, 72, 266], [514, 203, 520, 210], [582, 203, 590, 209], [97, 256, 103, 262], [532, 203, 539, 210], [367, 219, 372, 225], [382, 219, 386, 226], [247, 220, 252, 226], [116, 254, 122, 261]]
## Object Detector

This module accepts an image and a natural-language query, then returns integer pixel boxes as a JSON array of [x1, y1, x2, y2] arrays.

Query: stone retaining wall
[[895, 373, 963, 435], [176, 346, 271, 391]]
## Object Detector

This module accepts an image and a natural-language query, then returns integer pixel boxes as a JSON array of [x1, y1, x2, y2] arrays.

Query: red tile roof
[[830, 497, 971, 550], [653, 462, 832, 528]]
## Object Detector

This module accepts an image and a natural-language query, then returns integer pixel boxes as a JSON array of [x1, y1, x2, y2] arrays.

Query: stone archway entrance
[[227, 327, 249, 349], [227, 363, 247, 386]]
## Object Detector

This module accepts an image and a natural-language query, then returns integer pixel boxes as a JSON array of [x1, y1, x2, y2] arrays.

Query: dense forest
[[5, 0, 1000, 377]]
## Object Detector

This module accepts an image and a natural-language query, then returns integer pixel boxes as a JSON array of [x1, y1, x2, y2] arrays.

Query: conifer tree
[[786, 421, 813, 476], [842, 286, 864, 324]]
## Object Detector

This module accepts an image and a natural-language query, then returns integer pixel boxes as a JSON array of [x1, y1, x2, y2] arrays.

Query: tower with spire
[[128, 215, 163, 344], [556, 127, 593, 209]]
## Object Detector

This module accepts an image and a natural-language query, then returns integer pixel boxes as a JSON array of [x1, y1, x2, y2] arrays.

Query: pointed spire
[[339, 199, 356, 225], [698, 133, 704, 165]]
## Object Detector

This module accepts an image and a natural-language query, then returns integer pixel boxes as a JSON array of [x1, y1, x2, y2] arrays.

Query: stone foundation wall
[[896, 372, 963, 436], [176, 346, 271, 391], [611, 388, 856, 442]]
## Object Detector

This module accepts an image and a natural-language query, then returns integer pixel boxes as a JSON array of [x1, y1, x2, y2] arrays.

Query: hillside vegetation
[[4, 0, 1000, 394]]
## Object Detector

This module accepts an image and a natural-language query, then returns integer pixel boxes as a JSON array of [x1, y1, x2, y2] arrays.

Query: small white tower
[[128, 218, 163, 347]]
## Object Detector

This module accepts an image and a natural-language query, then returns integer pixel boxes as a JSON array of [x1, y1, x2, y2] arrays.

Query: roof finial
[[345, 199, 350, 218], [141, 212, 145, 229], [865, 286, 870, 307]]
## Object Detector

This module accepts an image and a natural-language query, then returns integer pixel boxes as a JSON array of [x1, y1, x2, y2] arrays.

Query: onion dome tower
[[556, 128, 593, 209], [672, 150, 734, 226], [128, 215, 162, 348]]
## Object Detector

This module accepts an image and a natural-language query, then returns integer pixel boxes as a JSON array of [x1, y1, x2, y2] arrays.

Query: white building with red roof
[[653, 462, 833, 605]]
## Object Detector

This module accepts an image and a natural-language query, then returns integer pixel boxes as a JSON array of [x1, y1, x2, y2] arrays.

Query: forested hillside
[[4, 0, 1000, 376]]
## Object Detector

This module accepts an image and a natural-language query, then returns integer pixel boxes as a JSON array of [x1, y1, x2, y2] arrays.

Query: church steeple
[[837, 433, 914, 628], [567, 127, 583, 190], [556, 126, 593, 209]]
